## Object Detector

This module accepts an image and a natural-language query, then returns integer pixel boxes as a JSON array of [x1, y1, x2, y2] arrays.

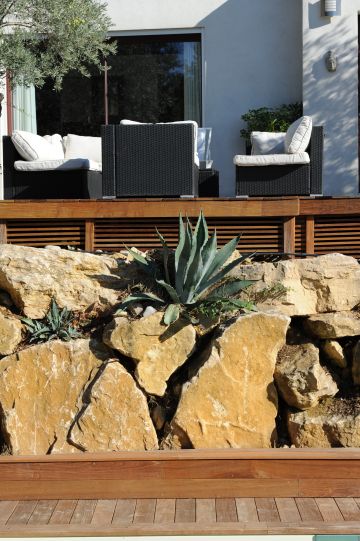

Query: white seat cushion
[[251, 132, 286, 155], [64, 134, 102, 163], [233, 152, 310, 167], [12, 130, 64, 161], [14, 159, 102, 172], [284, 116, 312, 154]]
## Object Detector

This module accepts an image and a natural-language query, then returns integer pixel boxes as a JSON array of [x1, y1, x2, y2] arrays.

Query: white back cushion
[[64, 134, 102, 163], [12, 130, 64, 161], [285, 116, 312, 154], [43, 134, 65, 159], [251, 132, 286, 155]]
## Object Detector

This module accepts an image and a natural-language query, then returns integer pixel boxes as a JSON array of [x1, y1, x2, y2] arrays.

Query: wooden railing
[[0, 197, 359, 257]]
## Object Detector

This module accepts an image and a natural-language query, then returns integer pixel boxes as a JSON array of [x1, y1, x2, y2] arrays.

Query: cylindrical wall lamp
[[323, 0, 338, 17]]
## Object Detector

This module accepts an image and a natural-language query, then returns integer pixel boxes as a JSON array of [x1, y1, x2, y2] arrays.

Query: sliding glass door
[[35, 33, 202, 136]]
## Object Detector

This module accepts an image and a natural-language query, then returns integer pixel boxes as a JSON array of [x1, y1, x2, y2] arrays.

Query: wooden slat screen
[[295, 217, 306, 254], [6, 220, 85, 248], [93, 217, 284, 252], [314, 215, 360, 258]]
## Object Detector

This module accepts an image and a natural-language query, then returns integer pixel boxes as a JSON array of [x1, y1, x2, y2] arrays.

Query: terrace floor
[[1, 497, 360, 536]]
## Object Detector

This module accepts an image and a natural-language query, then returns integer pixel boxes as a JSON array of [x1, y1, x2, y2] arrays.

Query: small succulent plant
[[118, 212, 255, 325], [22, 300, 81, 343]]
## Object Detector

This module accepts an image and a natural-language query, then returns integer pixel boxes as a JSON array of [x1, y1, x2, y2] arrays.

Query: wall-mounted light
[[323, 0, 339, 17], [325, 51, 337, 72]]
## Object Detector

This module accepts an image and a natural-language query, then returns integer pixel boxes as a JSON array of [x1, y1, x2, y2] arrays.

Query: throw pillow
[[64, 134, 102, 163], [12, 130, 64, 161], [251, 132, 286, 155], [285, 116, 312, 154]]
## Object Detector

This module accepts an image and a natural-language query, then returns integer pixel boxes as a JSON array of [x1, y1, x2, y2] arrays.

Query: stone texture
[[274, 343, 338, 410], [103, 312, 196, 396], [287, 398, 360, 447], [0, 339, 110, 455], [352, 340, 360, 385], [304, 312, 360, 339], [0, 307, 23, 356], [69, 361, 158, 451], [322, 340, 347, 368], [233, 253, 360, 317], [0, 244, 126, 318], [167, 311, 290, 449]]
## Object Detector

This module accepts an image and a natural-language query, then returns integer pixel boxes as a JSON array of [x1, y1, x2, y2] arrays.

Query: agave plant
[[22, 299, 81, 343], [119, 212, 255, 325]]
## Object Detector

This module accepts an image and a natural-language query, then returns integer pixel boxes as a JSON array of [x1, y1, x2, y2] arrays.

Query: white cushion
[[14, 158, 102, 172], [251, 132, 285, 155], [284, 116, 312, 154], [64, 134, 102, 163], [43, 134, 65, 159], [120, 119, 151, 125], [233, 152, 310, 167], [12, 130, 64, 161]]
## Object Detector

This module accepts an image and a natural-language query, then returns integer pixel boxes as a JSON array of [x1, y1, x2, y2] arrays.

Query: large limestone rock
[[0, 339, 110, 455], [167, 311, 290, 449], [274, 343, 338, 410], [287, 398, 360, 447], [234, 253, 360, 317], [0, 307, 23, 356], [0, 244, 125, 318], [103, 313, 196, 396], [304, 312, 360, 339], [352, 340, 360, 385], [70, 361, 158, 451], [322, 340, 347, 368]]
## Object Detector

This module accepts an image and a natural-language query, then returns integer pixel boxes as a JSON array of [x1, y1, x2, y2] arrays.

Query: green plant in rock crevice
[[22, 299, 81, 343], [118, 212, 256, 326]]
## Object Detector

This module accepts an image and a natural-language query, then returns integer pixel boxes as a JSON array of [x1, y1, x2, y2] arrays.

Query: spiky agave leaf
[[175, 216, 193, 298], [125, 246, 158, 277], [156, 227, 171, 284], [206, 279, 254, 300], [156, 280, 181, 304], [163, 304, 180, 325], [116, 292, 165, 313]]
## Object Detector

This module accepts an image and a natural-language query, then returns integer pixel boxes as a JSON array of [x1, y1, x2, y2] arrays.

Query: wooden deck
[[0, 196, 359, 256], [1, 497, 360, 535]]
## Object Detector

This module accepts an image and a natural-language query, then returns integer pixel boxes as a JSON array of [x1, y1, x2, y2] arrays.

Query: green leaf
[[116, 292, 165, 312], [197, 253, 255, 297], [156, 227, 171, 285], [163, 304, 180, 325], [206, 280, 254, 300], [156, 280, 181, 304], [200, 235, 241, 284], [175, 218, 192, 297]]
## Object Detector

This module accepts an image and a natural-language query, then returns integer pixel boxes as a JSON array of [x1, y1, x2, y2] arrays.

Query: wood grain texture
[[196, 499, 216, 523]]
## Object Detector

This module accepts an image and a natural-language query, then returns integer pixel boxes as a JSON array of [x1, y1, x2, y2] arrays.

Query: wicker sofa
[[2, 136, 103, 200], [235, 126, 323, 197], [102, 123, 199, 198]]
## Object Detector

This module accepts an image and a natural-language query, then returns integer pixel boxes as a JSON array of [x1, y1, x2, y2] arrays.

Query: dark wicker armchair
[[102, 123, 199, 198], [235, 126, 323, 197]]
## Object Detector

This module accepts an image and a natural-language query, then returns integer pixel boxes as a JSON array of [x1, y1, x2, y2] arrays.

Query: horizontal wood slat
[[0, 198, 360, 256], [0, 450, 359, 500]]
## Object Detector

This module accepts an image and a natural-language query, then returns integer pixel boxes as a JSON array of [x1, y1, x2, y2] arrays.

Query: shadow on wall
[[196, 0, 302, 196], [303, 15, 358, 195]]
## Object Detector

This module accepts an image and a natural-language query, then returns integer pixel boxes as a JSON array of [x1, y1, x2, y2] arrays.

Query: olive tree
[[0, 0, 115, 90]]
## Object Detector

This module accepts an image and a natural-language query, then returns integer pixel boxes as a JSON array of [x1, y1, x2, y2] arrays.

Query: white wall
[[106, 0, 303, 196], [303, 0, 360, 195]]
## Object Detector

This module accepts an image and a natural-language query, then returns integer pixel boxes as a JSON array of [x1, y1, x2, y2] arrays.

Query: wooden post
[[305, 215, 315, 255], [85, 219, 95, 252], [0, 220, 7, 244], [283, 216, 296, 257]]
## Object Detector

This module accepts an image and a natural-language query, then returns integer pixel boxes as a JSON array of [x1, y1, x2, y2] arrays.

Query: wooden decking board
[[215, 497, 237, 522], [0, 498, 359, 535], [315, 497, 344, 522], [195, 498, 216, 523], [70, 499, 97, 524], [28, 500, 58, 525]]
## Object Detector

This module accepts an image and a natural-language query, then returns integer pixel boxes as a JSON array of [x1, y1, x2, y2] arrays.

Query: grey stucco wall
[[106, 0, 302, 196], [303, 0, 360, 195]]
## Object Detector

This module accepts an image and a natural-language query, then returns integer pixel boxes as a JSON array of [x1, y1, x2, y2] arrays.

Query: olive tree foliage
[[0, 0, 116, 89]]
